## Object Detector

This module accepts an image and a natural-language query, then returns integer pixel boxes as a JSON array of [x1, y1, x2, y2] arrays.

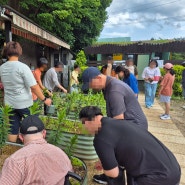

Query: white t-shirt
[[0, 61, 36, 109], [142, 67, 161, 84]]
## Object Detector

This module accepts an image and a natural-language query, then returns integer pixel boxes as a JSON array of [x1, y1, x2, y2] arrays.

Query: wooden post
[[5, 21, 12, 43]]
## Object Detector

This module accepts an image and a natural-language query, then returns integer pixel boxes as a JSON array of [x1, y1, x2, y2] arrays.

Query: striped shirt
[[0, 138, 72, 185]]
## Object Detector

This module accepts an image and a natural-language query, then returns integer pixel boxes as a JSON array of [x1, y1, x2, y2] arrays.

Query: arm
[[142, 67, 148, 81], [106, 63, 112, 76], [114, 114, 124, 119], [108, 91, 126, 119], [52, 71, 67, 93], [134, 65, 138, 79], [104, 166, 119, 178], [37, 78, 53, 97], [71, 71, 79, 84], [158, 75, 166, 95], [94, 138, 119, 177], [31, 84, 51, 106], [128, 75, 139, 95]]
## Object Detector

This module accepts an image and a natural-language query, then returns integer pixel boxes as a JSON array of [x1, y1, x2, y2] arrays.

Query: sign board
[[157, 60, 164, 68], [113, 53, 123, 61]]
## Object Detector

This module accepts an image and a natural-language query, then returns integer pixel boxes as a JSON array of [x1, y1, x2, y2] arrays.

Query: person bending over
[[79, 106, 181, 185]]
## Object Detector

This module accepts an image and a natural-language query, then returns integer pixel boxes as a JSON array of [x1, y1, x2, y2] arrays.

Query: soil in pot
[[0, 145, 21, 170]]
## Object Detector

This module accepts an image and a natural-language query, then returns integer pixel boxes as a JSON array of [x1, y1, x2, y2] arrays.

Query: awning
[[0, 6, 70, 50], [10, 12, 70, 49]]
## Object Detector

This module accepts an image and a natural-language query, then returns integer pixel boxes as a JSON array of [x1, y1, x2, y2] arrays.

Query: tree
[[75, 50, 87, 67], [4, 0, 112, 52]]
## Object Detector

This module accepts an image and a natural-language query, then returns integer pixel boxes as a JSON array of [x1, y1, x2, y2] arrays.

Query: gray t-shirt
[[43, 68, 60, 91], [0, 61, 36, 109], [103, 76, 148, 130]]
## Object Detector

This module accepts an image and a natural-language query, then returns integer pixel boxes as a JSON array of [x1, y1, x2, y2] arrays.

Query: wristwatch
[[42, 97, 47, 102]]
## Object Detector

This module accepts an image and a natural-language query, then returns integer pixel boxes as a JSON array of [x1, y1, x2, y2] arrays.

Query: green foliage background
[[2, 0, 112, 52], [160, 65, 185, 97]]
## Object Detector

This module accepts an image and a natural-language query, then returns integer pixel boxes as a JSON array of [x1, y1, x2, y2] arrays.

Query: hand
[[63, 88, 68, 94], [47, 91, 53, 97], [94, 160, 103, 171], [148, 78, 153, 82], [115, 74, 119, 79], [44, 98, 52, 106]]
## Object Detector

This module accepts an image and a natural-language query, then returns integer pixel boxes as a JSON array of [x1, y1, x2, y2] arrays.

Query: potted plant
[[0, 105, 12, 154]]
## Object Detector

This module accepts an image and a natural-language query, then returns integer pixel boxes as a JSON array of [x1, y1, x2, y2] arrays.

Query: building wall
[[18, 39, 37, 69]]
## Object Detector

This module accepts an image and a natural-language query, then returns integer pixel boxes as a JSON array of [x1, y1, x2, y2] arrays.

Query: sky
[[99, 0, 185, 41]]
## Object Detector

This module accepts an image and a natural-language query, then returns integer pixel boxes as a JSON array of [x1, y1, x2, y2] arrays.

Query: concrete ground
[[139, 94, 185, 185]]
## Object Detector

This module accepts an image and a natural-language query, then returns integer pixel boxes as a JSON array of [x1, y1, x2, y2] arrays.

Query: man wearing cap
[[0, 115, 72, 185], [81, 67, 148, 184], [32, 57, 52, 101]]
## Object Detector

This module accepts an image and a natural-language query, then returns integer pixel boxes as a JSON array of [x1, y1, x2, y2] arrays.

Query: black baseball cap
[[81, 67, 101, 91], [20, 115, 45, 135]]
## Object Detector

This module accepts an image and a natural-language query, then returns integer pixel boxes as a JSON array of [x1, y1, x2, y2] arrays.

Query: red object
[[154, 76, 160, 81]]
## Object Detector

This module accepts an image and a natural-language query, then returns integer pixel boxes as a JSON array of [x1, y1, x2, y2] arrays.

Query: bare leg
[[164, 102, 170, 115], [8, 134, 18, 142]]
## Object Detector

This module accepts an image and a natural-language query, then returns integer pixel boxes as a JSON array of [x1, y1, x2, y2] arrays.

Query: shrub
[[75, 50, 87, 68]]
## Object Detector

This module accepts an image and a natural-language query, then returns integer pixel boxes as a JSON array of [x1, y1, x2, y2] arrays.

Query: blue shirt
[[123, 73, 139, 94]]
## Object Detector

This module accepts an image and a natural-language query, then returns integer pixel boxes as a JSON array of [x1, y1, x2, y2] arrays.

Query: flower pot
[[61, 132, 98, 160], [70, 156, 88, 185], [46, 130, 98, 160]]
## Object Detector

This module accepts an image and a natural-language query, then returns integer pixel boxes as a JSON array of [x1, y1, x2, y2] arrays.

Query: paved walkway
[[139, 94, 185, 185]]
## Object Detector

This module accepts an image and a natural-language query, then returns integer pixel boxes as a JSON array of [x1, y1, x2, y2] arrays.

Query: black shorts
[[9, 108, 30, 134]]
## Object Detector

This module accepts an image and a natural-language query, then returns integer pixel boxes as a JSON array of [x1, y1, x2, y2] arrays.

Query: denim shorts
[[160, 95, 171, 103], [9, 108, 30, 134]]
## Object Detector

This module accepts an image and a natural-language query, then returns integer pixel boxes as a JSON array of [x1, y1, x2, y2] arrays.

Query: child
[[159, 63, 175, 120], [115, 66, 139, 97]]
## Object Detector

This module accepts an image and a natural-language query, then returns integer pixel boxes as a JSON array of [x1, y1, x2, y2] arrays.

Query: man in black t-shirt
[[82, 67, 148, 130], [79, 106, 181, 185], [82, 67, 148, 184]]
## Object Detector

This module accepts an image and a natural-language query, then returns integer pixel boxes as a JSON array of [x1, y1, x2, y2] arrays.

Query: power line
[[110, 0, 182, 13], [123, 15, 185, 25]]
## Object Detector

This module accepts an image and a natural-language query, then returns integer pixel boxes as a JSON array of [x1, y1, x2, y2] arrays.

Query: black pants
[[128, 174, 180, 185]]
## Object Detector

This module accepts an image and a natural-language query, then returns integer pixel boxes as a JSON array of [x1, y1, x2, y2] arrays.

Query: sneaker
[[160, 114, 166, 118], [93, 174, 108, 184], [146, 105, 151, 109], [160, 115, 171, 120], [182, 106, 185, 109]]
